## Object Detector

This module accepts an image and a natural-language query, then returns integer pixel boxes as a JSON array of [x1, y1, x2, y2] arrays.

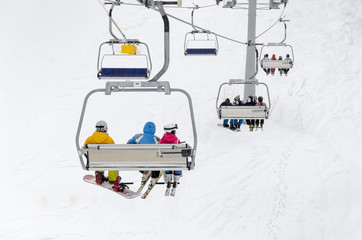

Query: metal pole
[[243, 0, 257, 102]]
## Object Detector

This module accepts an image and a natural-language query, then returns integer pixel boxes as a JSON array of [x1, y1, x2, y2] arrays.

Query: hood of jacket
[[143, 122, 156, 136], [84, 132, 114, 145]]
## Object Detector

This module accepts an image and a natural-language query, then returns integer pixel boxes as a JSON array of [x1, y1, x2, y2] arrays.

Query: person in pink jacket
[[255, 96, 267, 129], [160, 124, 182, 196]]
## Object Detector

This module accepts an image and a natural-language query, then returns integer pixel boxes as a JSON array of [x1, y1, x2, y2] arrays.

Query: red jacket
[[160, 133, 181, 144]]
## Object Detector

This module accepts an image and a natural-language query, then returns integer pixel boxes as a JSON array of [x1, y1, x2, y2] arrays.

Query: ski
[[170, 187, 176, 197], [165, 187, 171, 196], [83, 175, 139, 199], [136, 171, 151, 194], [141, 171, 164, 199], [217, 124, 241, 132]]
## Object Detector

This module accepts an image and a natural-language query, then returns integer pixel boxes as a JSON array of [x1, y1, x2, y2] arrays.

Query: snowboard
[[83, 175, 139, 199]]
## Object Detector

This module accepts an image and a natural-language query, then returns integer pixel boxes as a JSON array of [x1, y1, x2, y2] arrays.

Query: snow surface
[[1, 0, 362, 239]]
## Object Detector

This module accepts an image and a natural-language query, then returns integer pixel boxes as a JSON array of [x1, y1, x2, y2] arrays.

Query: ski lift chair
[[260, 43, 294, 70], [97, 39, 152, 79], [216, 79, 271, 120], [184, 30, 219, 55], [222, 0, 237, 8], [76, 81, 197, 171]]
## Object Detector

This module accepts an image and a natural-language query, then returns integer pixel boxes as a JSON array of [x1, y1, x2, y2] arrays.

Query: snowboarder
[[262, 54, 271, 75], [220, 98, 232, 128], [160, 124, 182, 196], [278, 56, 284, 76], [84, 120, 125, 192], [283, 54, 293, 76], [127, 122, 160, 188], [255, 96, 267, 130]]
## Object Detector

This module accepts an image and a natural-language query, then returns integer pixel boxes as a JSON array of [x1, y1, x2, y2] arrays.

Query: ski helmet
[[258, 96, 263, 102], [164, 124, 178, 133], [286, 54, 290, 58], [95, 120, 108, 132]]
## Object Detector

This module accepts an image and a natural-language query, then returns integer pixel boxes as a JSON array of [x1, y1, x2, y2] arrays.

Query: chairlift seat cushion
[[219, 106, 269, 119], [85, 144, 193, 171], [99, 68, 149, 78], [261, 60, 293, 69], [185, 48, 217, 55]]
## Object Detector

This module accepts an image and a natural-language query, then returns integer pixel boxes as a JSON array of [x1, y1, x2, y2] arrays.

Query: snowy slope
[[1, 0, 362, 239]]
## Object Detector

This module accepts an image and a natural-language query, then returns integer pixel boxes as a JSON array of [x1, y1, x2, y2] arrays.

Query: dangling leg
[[171, 171, 182, 197], [149, 171, 161, 188], [223, 119, 229, 128], [95, 171, 107, 185], [140, 171, 151, 185], [164, 171, 173, 196]]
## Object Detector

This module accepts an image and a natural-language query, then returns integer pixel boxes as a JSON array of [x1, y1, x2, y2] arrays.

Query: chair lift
[[97, 39, 152, 79], [184, 8, 219, 55], [97, 1, 152, 79], [222, 0, 237, 8], [259, 43, 294, 70], [259, 18, 294, 72], [216, 79, 271, 120], [77, 1, 197, 172], [269, 0, 288, 9], [76, 81, 197, 171]]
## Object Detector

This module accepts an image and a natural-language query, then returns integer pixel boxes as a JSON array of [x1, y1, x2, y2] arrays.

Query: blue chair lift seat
[[185, 48, 217, 55], [99, 68, 149, 78]]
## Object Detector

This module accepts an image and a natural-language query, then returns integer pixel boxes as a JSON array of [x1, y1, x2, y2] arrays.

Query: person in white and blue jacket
[[127, 122, 160, 185]]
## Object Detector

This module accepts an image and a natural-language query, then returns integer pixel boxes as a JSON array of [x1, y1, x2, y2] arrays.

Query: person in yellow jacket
[[84, 120, 118, 185]]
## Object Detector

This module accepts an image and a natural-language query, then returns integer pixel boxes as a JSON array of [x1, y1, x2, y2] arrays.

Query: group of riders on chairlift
[[262, 53, 293, 76], [220, 95, 267, 131], [84, 121, 182, 196]]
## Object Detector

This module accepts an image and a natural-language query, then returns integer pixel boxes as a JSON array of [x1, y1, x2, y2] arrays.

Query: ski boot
[[95, 171, 107, 185], [112, 176, 129, 193], [141, 171, 150, 185], [164, 173, 173, 196]]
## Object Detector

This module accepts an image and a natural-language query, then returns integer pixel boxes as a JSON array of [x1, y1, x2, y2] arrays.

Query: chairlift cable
[[255, 4, 286, 40], [161, 10, 247, 45]]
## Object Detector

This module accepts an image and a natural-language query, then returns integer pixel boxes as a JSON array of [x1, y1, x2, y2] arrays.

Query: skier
[[255, 96, 267, 130], [244, 96, 256, 131], [278, 56, 284, 76], [262, 54, 271, 75], [160, 124, 182, 196], [283, 54, 293, 76], [231, 95, 244, 130], [270, 54, 277, 76], [127, 122, 161, 188], [220, 98, 232, 128], [84, 120, 125, 191]]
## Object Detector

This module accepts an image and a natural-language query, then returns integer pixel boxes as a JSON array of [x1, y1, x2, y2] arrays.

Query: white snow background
[[1, 0, 362, 239]]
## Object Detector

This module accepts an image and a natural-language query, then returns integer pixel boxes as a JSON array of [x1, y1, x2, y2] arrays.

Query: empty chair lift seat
[[185, 48, 217, 55], [98, 68, 149, 78], [218, 106, 269, 119], [84, 143, 193, 171]]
